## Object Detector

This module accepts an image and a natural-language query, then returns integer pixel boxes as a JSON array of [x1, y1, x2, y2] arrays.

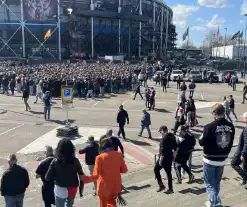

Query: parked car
[[188, 70, 202, 82], [152, 70, 164, 81], [221, 71, 239, 83], [204, 71, 219, 82], [171, 70, 184, 81]]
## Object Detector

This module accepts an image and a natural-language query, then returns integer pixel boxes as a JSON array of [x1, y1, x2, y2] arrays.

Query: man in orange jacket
[[83, 137, 128, 207]]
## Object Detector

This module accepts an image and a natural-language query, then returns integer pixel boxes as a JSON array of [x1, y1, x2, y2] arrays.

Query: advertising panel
[[23, 0, 57, 21]]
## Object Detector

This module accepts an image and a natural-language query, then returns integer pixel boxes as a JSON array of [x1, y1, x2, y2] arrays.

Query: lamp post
[[224, 28, 227, 58]]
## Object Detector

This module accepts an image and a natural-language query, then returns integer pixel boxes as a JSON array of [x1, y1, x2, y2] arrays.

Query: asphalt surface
[[0, 79, 247, 206]]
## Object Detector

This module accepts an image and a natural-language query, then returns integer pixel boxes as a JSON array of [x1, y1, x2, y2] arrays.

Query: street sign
[[61, 86, 73, 108]]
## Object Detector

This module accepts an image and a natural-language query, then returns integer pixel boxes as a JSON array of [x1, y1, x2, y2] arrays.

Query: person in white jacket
[[34, 80, 43, 104]]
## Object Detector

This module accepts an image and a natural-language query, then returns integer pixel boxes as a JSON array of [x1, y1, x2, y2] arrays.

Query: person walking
[[82, 136, 128, 207], [231, 74, 237, 91], [154, 126, 177, 194], [133, 83, 143, 100], [223, 96, 231, 122], [138, 109, 152, 139], [36, 146, 55, 207], [199, 103, 235, 207], [106, 129, 124, 154], [242, 82, 247, 104], [34, 80, 43, 104], [228, 95, 238, 122], [116, 105, 129, 140], [1, 154, 30, 207], [231, 112, 247, 185], [174, 125, 195, 184], [9, 78, 15, 96], [188, 80, 196, 98], [162, 73, 167, 92], [78, 135, 99, 195], [45, 139, 84, 207], [22, 86, 31, 111], [43, 91, 51, 120]]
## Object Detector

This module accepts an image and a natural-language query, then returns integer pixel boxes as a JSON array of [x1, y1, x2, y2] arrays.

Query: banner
[[23, 0, 57, 21], [61, 86, 73, 109]]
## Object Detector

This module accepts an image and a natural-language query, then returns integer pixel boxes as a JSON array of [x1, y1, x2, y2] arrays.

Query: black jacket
[[235, 127, 247, 158], [199, 118, 235, 162], [79, 142, 99, 165], [1, 164, 29, 196], [22, 88, 29, 99], [159, 133, 177, 160], [175, 133, 196, 163], [117, 109, 129, 124], [109, 136, 124, 154], [229, 99, 235, 109], [45, 158, 84, 188]]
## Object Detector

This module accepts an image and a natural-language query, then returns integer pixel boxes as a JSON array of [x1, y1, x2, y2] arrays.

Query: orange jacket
[[83, 150, 128, 198]]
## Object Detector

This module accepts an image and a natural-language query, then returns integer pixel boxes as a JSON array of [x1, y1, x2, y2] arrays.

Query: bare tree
[[180, 40, 197, 49]]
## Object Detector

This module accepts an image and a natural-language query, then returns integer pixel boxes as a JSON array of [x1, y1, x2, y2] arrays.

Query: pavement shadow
[[125, 184, 151, 191], [191, 164, 203, 170], [0, 109, 7, 114], [178, 187, 206, 195], [29, 110, 44, 115], [154, 108, 172, 113], [150, 137, 161, 143], [125, 138, 151, 146], [50, 119, 75, 125], [190, 128, 203, 133]]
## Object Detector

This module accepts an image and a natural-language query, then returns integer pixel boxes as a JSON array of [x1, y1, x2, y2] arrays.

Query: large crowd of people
[[1, 60, 247, 207]]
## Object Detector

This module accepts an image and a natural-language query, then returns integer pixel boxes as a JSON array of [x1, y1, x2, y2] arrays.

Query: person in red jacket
[[83, 135, 128, 207]]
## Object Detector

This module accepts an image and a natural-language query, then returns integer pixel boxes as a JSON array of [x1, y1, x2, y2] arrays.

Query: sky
[[164, 0, 247, 47]]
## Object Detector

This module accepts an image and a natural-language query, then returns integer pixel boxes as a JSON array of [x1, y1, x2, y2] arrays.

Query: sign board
[[61, 86, 73, 109]]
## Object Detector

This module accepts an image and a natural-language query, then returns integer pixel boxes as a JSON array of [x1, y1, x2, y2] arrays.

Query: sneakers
[[205, 201, 211, 207], [156, 185, 165, 192]]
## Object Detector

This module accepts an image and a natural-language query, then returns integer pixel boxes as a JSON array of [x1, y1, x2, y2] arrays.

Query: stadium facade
[[0, 0, 177, 60]]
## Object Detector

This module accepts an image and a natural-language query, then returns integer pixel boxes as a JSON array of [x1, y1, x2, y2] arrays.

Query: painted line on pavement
[[122, 93, 135, 105], [0, 124, 24, 136], [91, 101, 101, 107]]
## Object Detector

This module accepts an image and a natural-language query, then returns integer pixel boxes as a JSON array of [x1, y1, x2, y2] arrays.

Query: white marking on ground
[[0, 124, 24, 136], [195, 101, 219, 109], [17, 126, 107, 154], [201, 94, 204, 100], [91, 101, 101, 107], [127, 141, 155, 158], [122, 93, 135, 105]]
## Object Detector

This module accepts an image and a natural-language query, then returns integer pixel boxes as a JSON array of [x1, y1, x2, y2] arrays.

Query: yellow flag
[[44, 29, 51, 40]]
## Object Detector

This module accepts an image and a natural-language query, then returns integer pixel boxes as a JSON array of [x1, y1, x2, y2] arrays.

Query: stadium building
[[0, 0, 177, 61]]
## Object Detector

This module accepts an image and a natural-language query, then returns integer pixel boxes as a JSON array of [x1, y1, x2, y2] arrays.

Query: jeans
[[139, 125, 152, 138], [225, 111, 232, 123], [55, 196, 75, 207], [203, 162, 224, 207], [4, 193, 24, 207], [189, 90, 194, 98], [29, 86, 33, 96], [100, 86, 105, 97], [44, 106, 51, 120]]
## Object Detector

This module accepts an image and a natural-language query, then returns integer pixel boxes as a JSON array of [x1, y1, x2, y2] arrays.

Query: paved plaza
[[0, 80, 247, 206]]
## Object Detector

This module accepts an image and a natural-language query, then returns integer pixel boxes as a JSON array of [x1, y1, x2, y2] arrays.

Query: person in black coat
[[174, 125, 195, 184], [154, 126, 177, 194], [1, 154, 29, 207], [231, 112, 247, 185], [117, 105, 129, 140], [78, 136, 99, 194], [36, 146, 55, 207], [22, 86, 31, 111]]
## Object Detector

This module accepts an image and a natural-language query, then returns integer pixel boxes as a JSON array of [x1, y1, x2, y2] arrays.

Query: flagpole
[[186, 27, 189, 57], [244, 16, 247, 71]]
